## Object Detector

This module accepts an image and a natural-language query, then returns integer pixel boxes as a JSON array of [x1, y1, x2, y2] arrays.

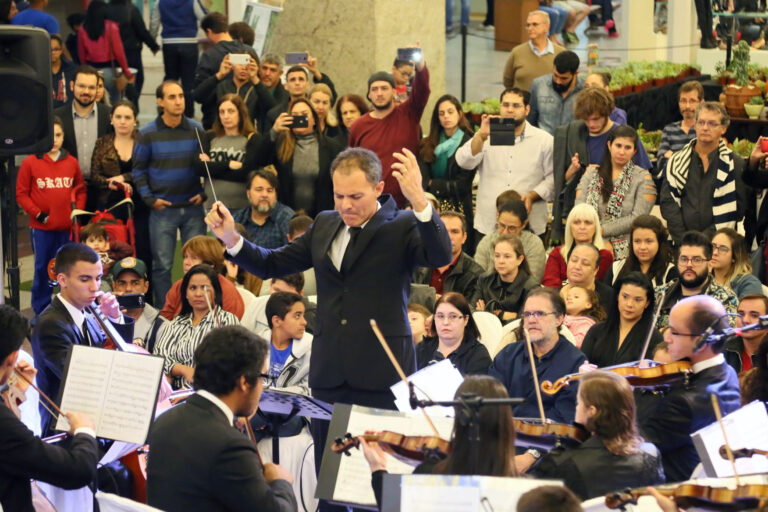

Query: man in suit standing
[[637, 295, 741, 483], [0, 304, 99, 512], [31, 243, 133, 435], [147, 325, 296, 512]]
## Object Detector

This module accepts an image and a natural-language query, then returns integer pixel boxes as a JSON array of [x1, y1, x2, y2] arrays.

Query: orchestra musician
[[525, 371, 664, 499], [0, 304, 99, 512], [30, 242, 134, 434], [636, 295, 740, 483], [360, 374, 518, 509], [146, 325, 296, 512]]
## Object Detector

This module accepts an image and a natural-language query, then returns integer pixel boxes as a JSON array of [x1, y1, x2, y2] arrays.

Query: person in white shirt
[[455, 87, 554, 241]]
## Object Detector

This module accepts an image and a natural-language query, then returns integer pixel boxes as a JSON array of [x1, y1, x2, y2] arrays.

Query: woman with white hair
[[542, 203, 614, 287]]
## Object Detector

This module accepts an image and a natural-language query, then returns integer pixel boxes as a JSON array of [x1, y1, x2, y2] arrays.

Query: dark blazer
[[531, 436, 664, 500], [413, 251, 484, 301], [742, 161, 768, 247], [230, 195, 452, 392], [580, 320, 663, 368], [0, 403, 98, 512], [146, 393, 296, 512], [637, 360, 740, 483], [30, 296, 134, 434], [262, 134, 343, 216], [54, 102, 112, 162], [415, 334, 491, 376], [552, 121, 590, 244]]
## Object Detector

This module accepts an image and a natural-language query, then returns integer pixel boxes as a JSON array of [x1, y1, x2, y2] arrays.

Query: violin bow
[[195, 128, 219, 205], [639, 291, 665, 362], [523, 328, 548, 426], [13, 368, 65, 423], [369, 319, 441, 438], [711, 393, 740, 486]]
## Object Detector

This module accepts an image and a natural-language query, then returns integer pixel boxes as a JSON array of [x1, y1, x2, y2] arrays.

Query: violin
[[605, 483, 768, 510], [513, 419, 588, 449], [721, 445, 768, 460], [540, 361, 693, 395], [1, 371, 27, 418], [332, 431, 450, 466]]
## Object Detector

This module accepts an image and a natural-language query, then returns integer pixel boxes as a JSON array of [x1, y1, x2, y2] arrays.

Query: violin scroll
[[540, 376, 571, 395]]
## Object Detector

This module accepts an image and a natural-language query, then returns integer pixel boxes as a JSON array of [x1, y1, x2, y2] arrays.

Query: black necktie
[[81, 318, 92, 346], [341, 227, 362, 270]]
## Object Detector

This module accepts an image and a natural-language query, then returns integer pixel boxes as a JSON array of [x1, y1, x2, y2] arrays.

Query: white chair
[[472, 311, 503, 357]]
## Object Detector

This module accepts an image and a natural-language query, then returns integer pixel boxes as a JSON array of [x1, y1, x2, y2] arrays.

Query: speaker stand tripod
[[1, 157, 21, 310]]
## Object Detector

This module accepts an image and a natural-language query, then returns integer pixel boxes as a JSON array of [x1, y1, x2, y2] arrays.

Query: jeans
[[149, 205, 206, 307], [589, 0, 615, 24], [540, 5, 568, 34], [446, 0, 470, 27], [162, 43, 198, 118], [30, 229, 71, 314]]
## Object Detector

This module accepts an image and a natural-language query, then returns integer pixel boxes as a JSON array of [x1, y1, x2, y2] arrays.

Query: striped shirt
[[132, 115, 205, 208], [154, 308, 239, 389], [655, 121, 696, 177]]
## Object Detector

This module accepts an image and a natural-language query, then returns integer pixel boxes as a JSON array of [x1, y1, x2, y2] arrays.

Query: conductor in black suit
[[206, 147, 452, 408], [30, 243, 134, 435], [0, 305, 99, 512], [147, 325, 297, 512], [637, 295, 741, 483]]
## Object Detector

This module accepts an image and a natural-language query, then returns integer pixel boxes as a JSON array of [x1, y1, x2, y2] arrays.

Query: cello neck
[[86, 303, 131, 352]]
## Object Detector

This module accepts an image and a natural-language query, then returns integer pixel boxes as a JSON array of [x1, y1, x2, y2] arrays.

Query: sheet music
[[99, 441, 142, 465], [401, 475, 480, 512], [692, 400, 768, 477], [55, 345, 164, 444], [391, 359, 464, 417], [332, 406, 454, 506]]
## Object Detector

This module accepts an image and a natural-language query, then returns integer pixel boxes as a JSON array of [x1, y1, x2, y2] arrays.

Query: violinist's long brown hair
[[579, 371, 642, 456], [433, 375, 517, 477]]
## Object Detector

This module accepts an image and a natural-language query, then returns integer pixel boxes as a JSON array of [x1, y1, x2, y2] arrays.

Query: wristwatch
[[526, 448, 542, 460]]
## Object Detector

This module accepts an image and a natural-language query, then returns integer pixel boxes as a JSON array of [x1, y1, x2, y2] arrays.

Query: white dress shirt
[[691, 353, 725, 374], [196, 390, 235, 426]]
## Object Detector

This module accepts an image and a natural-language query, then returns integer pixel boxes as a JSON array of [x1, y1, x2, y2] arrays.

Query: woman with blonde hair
[[267, 97, 343, 216], [526, 371, 664, 499], [543, 203, 614, 287], [710, 227, 764, 299], [308, 83, 340, 138]]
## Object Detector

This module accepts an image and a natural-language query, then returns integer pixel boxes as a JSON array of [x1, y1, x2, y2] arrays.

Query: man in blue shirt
[[232, 169, 295, 249], [11, 0, 58, 34], [529, 51, 584, 136], [489, 287, 586, 423]]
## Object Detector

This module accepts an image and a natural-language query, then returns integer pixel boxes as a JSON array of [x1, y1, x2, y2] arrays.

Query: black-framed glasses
[[678, 255, 709, 265]]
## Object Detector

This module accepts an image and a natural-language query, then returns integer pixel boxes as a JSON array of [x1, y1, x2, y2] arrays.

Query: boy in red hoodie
[[16, 116, 87, 314]]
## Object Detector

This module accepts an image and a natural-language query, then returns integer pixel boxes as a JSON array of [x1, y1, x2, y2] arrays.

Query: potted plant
[[715, 61, 731, 85], [724, 41, 762, 117], [745, 95, 765, 119]]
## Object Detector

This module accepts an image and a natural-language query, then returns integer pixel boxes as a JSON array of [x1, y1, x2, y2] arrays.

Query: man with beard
[[54, 66, 112, 183], [133, 80, 206, 307], [551, 88, 653, 244], [528, 50, 584, 136], [655, 81, 704, 178], [653, 231, 737, 330], [455, 87, 554, 240], [349, 44, 430, 207], [231, 169, 295, 249], [660, 102, 745, 245]]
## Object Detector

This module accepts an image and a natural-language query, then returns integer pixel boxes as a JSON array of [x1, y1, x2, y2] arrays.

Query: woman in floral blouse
[[575, 125, 656, 260]]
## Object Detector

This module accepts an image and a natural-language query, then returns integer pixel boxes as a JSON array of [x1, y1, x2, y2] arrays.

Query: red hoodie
[[16, 150, 87, 231]]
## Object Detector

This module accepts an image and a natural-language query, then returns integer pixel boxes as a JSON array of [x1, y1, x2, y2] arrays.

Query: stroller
[[70, 182, 136, 255]]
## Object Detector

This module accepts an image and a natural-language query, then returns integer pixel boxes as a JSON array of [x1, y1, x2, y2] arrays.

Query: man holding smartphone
[[111, 257, 167, 352], [349, 44, 430, 208]]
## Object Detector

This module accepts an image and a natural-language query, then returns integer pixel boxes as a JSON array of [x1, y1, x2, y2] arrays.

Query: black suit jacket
[[230, 195, 452, 392], [637, 360, 740, 483], [31, 296, 134, 434], [53, 102, 112, 163], [146, 393, 296, 512], [0, 403, 98, 512]]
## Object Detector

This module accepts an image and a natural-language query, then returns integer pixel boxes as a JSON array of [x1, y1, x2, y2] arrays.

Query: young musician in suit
[[0, 304, 99, 512], [30, 242, 134, 434], [636, 295, 741, 483], [146, 325, 296, 512]]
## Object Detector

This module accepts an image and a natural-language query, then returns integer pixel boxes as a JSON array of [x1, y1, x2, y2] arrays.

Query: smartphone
[[285, 52, 309, 65], [289, 114, 309, 128], [116, 293, 145, 310], [762, 137, 768, 153], [489, 117, 517, 146], [397, 48, 422, 63], [229, 53, 249, 66]]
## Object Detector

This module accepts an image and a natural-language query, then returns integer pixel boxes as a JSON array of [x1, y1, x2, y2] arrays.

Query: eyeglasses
[[678, 256, 709, 265], [434, 313, 467, 322], [711, 244, 730, 254], [668, 329, 702, 338], [696, 120, 722, 128], [522, 311, 557, 320], [259, 373, 273, 387]]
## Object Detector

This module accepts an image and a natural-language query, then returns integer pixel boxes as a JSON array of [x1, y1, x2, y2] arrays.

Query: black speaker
[[0, 26, 52, 156]]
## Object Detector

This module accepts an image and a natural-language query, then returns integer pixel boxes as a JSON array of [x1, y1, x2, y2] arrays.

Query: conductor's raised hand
[[392, 148, 428, 212], [205, 201, 240, 248]]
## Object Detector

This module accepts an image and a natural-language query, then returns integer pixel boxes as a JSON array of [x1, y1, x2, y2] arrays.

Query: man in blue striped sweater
[[133, 80, 206, 307]]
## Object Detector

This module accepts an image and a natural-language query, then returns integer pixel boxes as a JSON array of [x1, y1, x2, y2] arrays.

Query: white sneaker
[[482, 23, 494, 31]]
